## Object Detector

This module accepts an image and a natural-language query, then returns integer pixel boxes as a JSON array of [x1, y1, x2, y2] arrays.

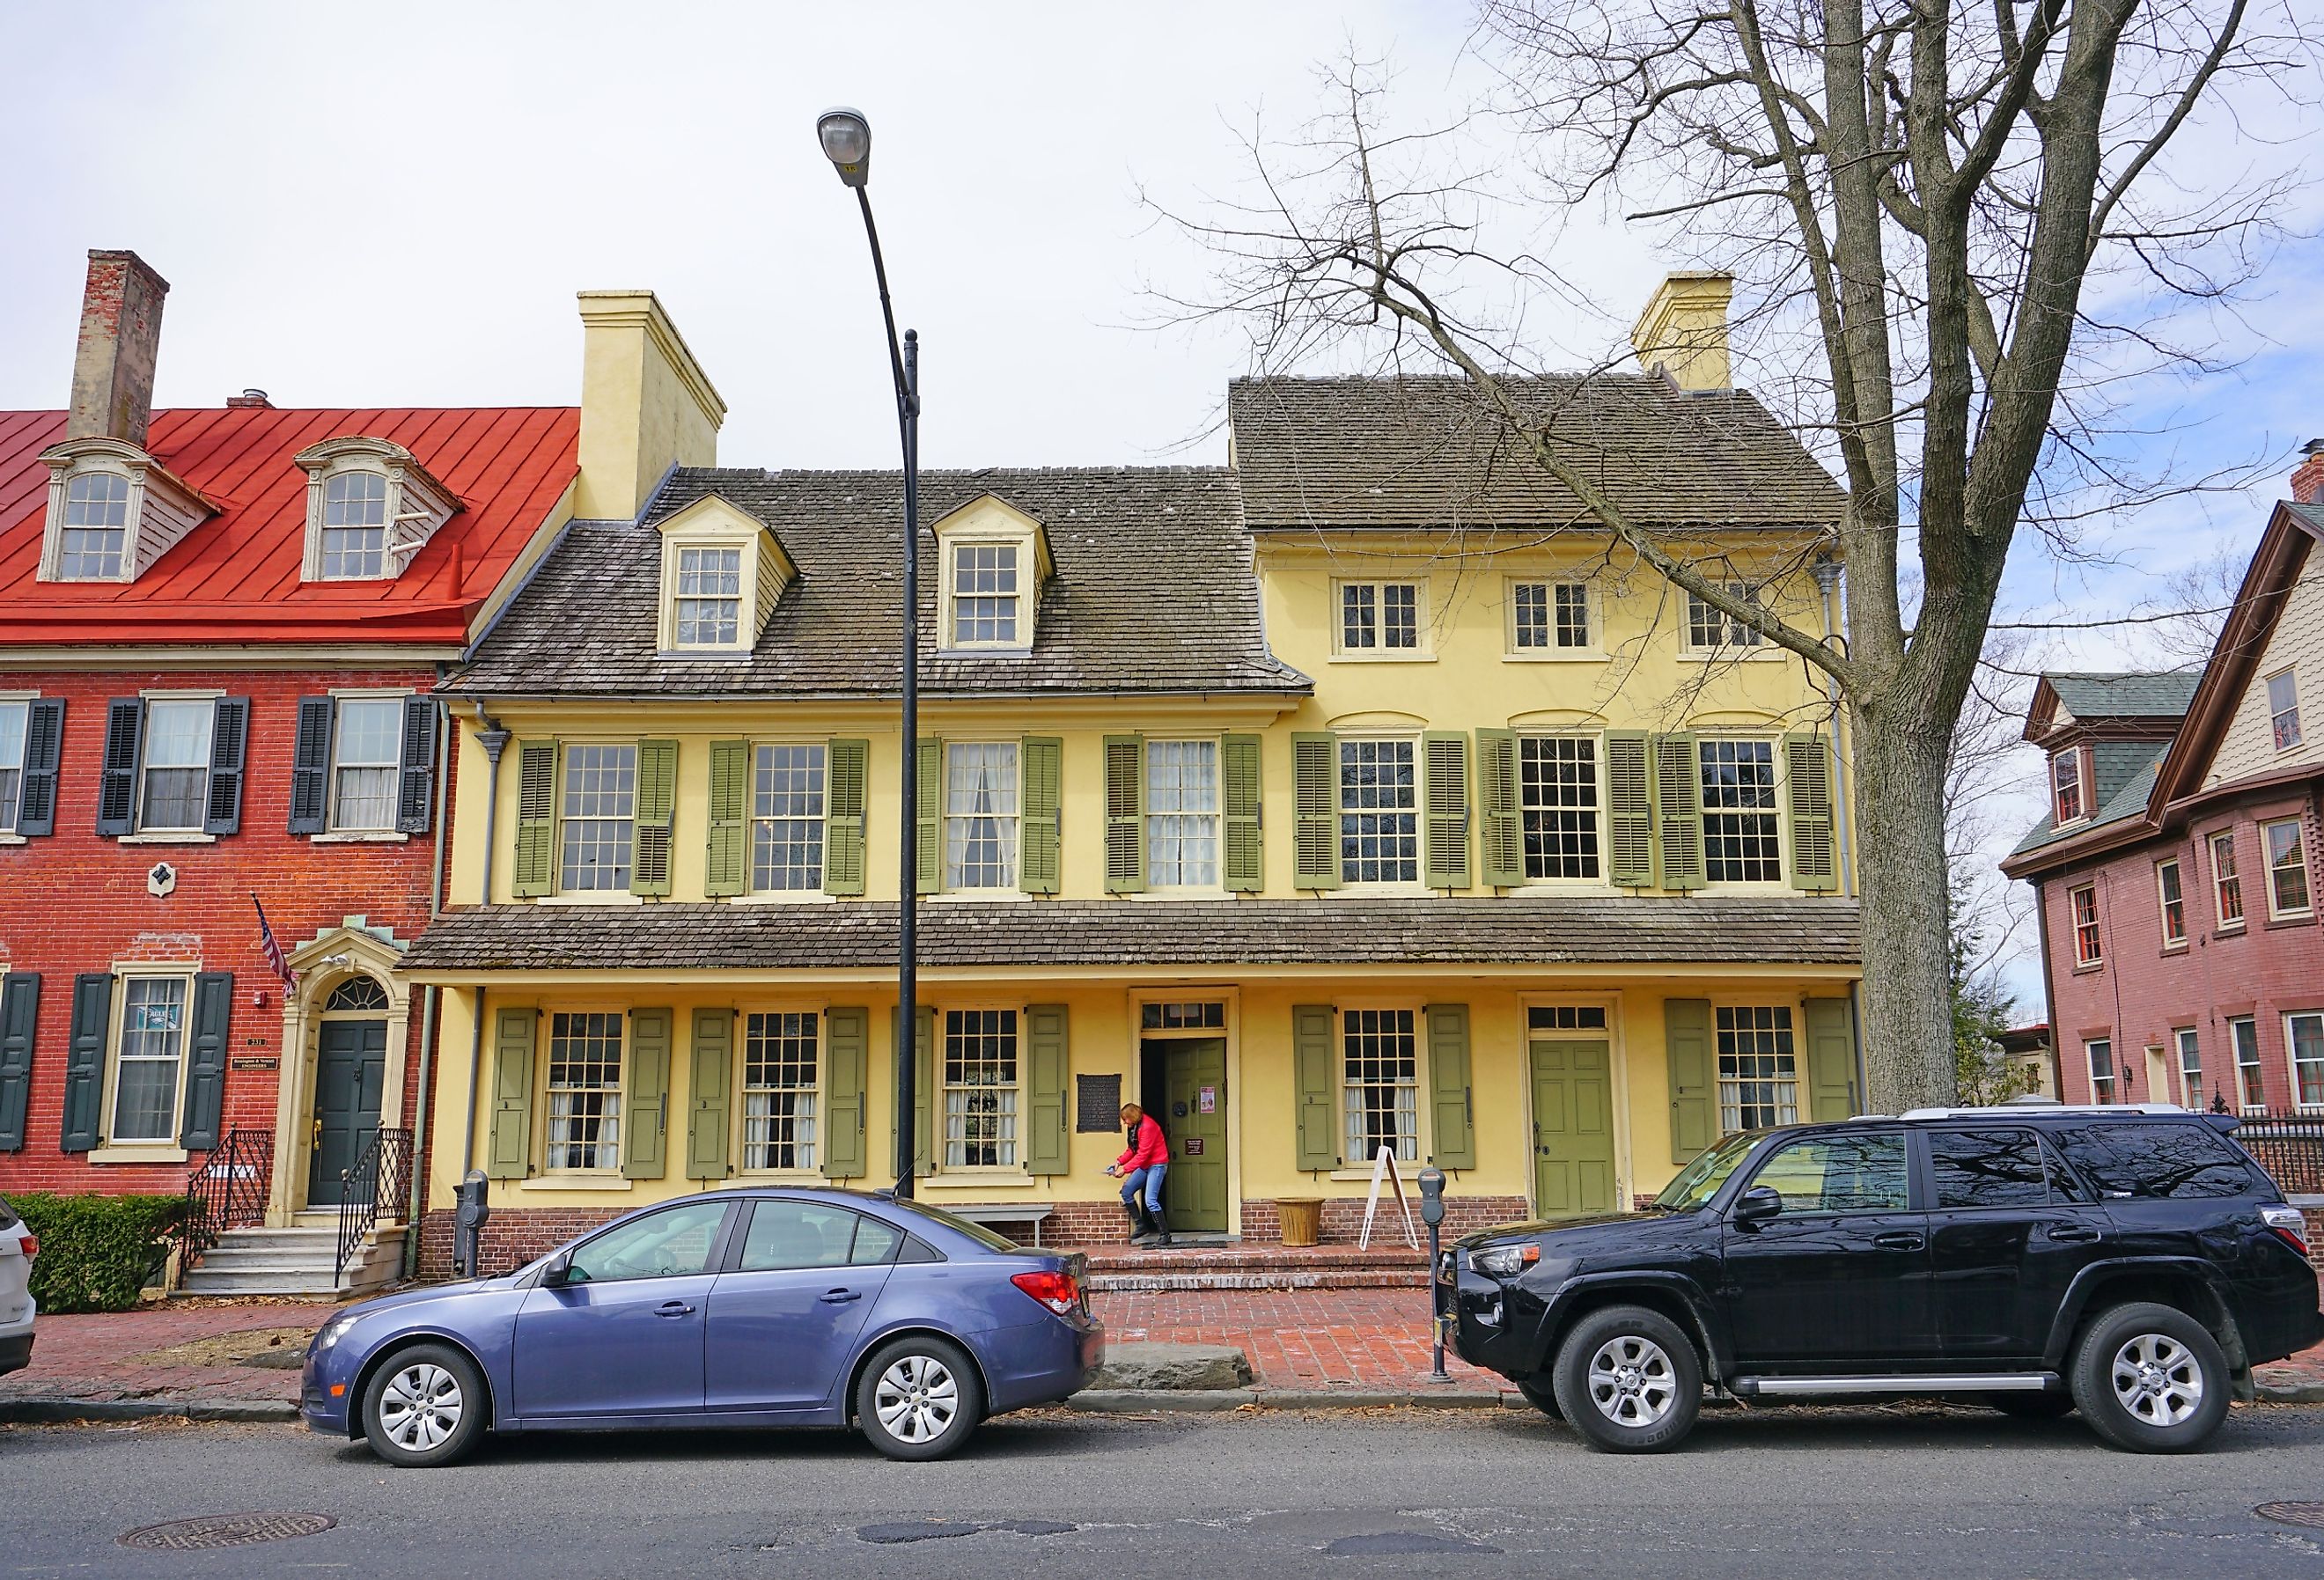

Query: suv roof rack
[[1897, 1102, 2191, 1120]]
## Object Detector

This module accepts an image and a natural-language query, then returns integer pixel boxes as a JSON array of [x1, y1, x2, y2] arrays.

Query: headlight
[[1470, 1243, 1541, 1278], [313, 1314, 357, 1352]]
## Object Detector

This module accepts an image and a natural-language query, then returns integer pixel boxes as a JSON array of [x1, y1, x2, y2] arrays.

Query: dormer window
[[294, 437, 460, 582], [2051, 748, 2086, 826], [675, 547, 743, 645], [651, 494, 794, 655], [59, 472, 131, 577], [930, 493, 1051, 654], [37, 438, 215, 584], [951, 543, 1021, 645], [320, 472, 389, 578]]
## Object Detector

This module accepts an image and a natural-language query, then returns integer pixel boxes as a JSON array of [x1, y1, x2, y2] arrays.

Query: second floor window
[[331, 699, 402, 831], [2231, 1017, 2264, 1108], [58, 471, 131, 579], [560, 745, 636, 892], [742, 1011, 819, 1171], [1341, 582, 1418, 651], [0, 700, 24, 831], [2087, 1038, 2115, 1104], [1147, 739, 1219, 887], [2158, 859, 2186, 946], [2052, 750, 2085, 825], [944, 741, 1019, 889], [1717, 1005, 1798, 1131], [1520, 736, 1600, 880], [2211, 830, 2244, 927], [1343, 1008, 1418, 1163], [1687, 583, 1761, 650], [949, 542, 1021, 646], [1701, 739, 1781, 883], [1341, 738, 1418, 884], [319, 472, 388, 578], [675, 547, 743, 647], [2070, 885, 2102, 966], [943, 1009, 1018, 1168], [2269, 670, 2303, 751], [753, 745, 826, 891], [2265, 818, 2312, 917], [545, 1011, 622, 1171], [139, 700, 214, 833], [1512, 582, 1590, 650]]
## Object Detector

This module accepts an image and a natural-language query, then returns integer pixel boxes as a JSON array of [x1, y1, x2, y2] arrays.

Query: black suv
[[1446, 1105, 2323, 1454]]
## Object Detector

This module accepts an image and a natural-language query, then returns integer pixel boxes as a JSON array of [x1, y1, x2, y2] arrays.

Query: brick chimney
[[66, 250, 169, 447], [2293, 438, 2324, 506]]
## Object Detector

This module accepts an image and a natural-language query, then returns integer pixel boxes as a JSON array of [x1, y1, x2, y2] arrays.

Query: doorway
[[1530, 1038, 1617, 1217], [1141, 1037, 1228, 1233], [309, 981, 389, 1207]]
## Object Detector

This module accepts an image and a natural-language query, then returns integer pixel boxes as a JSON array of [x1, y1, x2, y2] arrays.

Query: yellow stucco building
[[402, 278, 1863, 1268]]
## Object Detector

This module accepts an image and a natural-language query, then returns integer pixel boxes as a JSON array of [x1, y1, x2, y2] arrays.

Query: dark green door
[[1531, 1039, 1616, 1216], [1158, 1038, 1227, 1233], [309, 1019, 386, 1206]]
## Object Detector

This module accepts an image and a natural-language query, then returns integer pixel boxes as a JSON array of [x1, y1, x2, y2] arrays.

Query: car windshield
[[1651, 1131, 1766, 1211], [880, 1196, 1021, 1253]]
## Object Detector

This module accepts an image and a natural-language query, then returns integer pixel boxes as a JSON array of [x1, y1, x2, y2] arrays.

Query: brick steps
[[1076, 1243, 1430, 1293]]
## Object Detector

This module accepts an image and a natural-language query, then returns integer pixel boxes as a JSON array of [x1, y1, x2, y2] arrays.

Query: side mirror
[[1732, 1185, 1783, 1225], [541, 1249, 574, 1289]]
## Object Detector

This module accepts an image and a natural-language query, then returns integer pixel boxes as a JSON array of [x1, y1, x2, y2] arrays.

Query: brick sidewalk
[[1, 1303, 329, 1407]]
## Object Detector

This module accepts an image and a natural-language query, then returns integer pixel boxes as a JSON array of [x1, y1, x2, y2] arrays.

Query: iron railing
[[177, 1128, 274, 1286], [335, 1128, 414, 1286], [2237, 1110, 2324, 1197]]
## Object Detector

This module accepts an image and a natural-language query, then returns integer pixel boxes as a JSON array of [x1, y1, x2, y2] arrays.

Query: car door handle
[[654, 1300, 695, 1318], [819, 1288, 863, 1304], [1873, 1231, 1925, 1251], [2046, 1224, 2101, 1244]]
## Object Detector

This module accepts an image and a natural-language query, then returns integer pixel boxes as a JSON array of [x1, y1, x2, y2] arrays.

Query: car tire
[[2068, 1301, 2230, 1454], [1550, 1304, 1702, 1454], [1515, 1376, 1563, 1421], [361, 1342, 487, 1469], [855, 1335, 985, 1462], [1987, 1392, 2076, 1420]]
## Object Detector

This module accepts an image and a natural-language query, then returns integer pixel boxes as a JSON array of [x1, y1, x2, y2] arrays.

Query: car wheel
[[361, 1343, 487, 1468], [1550, 1304, 1702, 1454], [1987, 1392, 2076, 1420], [855, 1335, 984, 1462], [2068, 1301, 2230, 1454], [1514, 1376, 1563, 1420]]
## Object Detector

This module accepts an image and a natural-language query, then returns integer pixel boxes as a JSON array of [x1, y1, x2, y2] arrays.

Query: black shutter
[[179, 972, 233, 1150], [396, 695, 438, 834], [62, 974, 111, 1152], [0, 974, 39, 1151], [16, 700, 63, 837], [96, 699, 143, 835], [203, 698, 250, 835], [287, 697, 334, 834]]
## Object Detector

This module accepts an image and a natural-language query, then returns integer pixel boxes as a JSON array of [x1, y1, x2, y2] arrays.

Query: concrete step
[[180, 1226, 405, 1297]]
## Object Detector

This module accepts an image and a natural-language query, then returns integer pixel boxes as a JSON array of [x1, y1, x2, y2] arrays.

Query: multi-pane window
[[949, 543, 1021, 645], [2157, 859, 2186, 947], [1519, 737, 1600, 879], [1512, 582, 1590, 650], [2231, 1017, 2266, 1109], [2070, 886, 2102, 966], [319, 471, 388, 578], [943, 741, 1019, 889], [942, 1009, 1018, 1169], [111, 975, 188, 1144], [2176, 1027, 2203, 1109], [2286, 1012, 2324, 1110], [58, 471, 130, 578], [139, 699, 214, 833], [1717, 1005, 1798, 1132], [1142, 1001, 1226, 1031], [2264, 819, 2312, 916], [1339, 739, 1418, 885], [2052, 751, 2085, 825], [559, 744, 636, 891], [2086, 1038, 2115, 1105], [1341, 582, 1418, 651], [1686, 583, 1761, 649], [2210, 830, 2245, 927], [330, 698, 401, 831], [753, 744, 826, 891], [2269, 670, 2304, 752], [0, 700, 25, 831], [674, 546, 743, 647], [1342, 1008, 1418, 1162], [742, 1011, 819, 1171], [1529, 1005, 1608, 1033], [1146, 739, 1219, 887], [1701, 739, 1781, 883], [545, 1011, 623, 1171]]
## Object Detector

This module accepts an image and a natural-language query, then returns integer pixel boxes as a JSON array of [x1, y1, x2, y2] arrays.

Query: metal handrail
[[2237, 1109, 2324, 1197], [335, 1128, 414, 1286], [176, 1129, 274, 1288]]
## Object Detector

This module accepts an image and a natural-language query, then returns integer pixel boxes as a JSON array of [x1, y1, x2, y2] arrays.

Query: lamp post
[[818, 107, 923, 1197]]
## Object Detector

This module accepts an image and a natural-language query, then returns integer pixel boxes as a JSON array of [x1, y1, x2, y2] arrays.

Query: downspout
[[402, 693, 455, 1278], [459, 704, 511, 1192], [1810, 555, 1856, 899], [2033, 874, 2064, 1098]]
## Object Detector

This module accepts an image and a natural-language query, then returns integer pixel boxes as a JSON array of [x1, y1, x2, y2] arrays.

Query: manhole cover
[[2256, 1503, 2324, 1530], [120, 1512, 337, 1550]]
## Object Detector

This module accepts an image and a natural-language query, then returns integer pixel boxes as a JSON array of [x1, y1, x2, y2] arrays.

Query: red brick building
[[2004, 450, 2324, 1116], [0, 251, 577, 1286]]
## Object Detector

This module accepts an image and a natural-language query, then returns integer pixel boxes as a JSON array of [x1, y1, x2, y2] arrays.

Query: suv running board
[[1732, 1373, 2059, 1397]]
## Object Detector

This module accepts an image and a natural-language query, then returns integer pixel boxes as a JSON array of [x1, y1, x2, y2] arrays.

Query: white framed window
[[138, 699, 214, 834], [2070, 885, 2102, 966], [559, 744, 636, 892], [1685, 583, 1762, 650], [1717, 1005, 1798, 1132], [57, 470, 131, 579], [2175, 1026, 2203, 1109], [2231, 1016, 2266, 1110], [1338, 581, 1421, 653], [544, 1011, 623, 1171], [1519, 736, 1600, 880], [943, 741, 1019, 890], [942, 1008, 1019, 1169], [318, 471, 388, 579], [2051, 749, 2087, 826], [1342, 1007, 1418, 1163], [1340, 738, 1419, 885], [2086, 1038, 2115, 1106], [742, 1011, 820, 1170], [2269, 669, 2304, 752], [2210, 830, 2245, 930], [2263, 818, 2312, 918], [0, 700, 26, 832], [329, 698, 402, 832], [674, 546, 744, 647], [2157, 859, 2187, 947], [109, 974, 191, 1144], [1701, 739, 1782, 883], [2284, 1012, 2324, 1110], [294, 437, 457, 583], [753, 744, 826, 892], [948, 542, 1022, 647], [1146, 739, 1219, 888], [1511, 581, 1592, 651]]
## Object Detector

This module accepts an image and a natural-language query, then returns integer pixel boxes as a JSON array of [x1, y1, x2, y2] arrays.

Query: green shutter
[[1222, 733, 1263, 892], [686, 1008, 732, 1180], [1803, 997, 1857, 1121], [916, 739, 942, 893], [1424, 1003, 1475, 1169], [1477, 729, 1522, 888], [1293, 1003, 1340, 1171], [511, 741, 559, 898], [0, 974, 38, 1151], [622, 1008, 673, 1179], [1784, 732, 1839, 892], [630, 739, 678, 897], [1020, 737, 1063, 893], [1423, 731, 1472, 889], [913, 1005, 935, 1178], [1291, 732, 1341, 890], [1103, 734, 1145, 893], [1026, 1003, 1070, 1175], [1606, 731, 1655, 887], [824, 739, 869, 895], [178, 973, 232, 1150], [1652, 733, 1705, 891], [822, 1007, 869, 1178], [61, 974, 109, 1153], [1665, 998, 1714, 1163], [485, 1007, 536, 1179], [704, 741, 750, 898]]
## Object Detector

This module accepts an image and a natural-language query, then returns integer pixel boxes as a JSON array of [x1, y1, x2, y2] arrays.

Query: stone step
[[1077, 1243, 1430, 1292], [1085, 1267, 1430, 1293], [180, 1227, 404, 1297]]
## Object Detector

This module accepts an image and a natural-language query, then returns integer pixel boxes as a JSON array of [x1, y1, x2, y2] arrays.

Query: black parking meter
[[452, 1170, 489, 1278], [1418, 1165, 1450, 1381]]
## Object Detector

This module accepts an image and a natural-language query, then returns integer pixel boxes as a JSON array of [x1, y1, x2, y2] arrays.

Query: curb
[[2256, 1380, 2324, 1405], [1065, 1387, 1515, 1413], [0, 1397, 298, 1425]]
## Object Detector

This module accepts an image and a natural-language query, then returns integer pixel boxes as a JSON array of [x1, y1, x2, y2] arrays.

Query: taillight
[[2261, 1204, 2311, 1258], [16, 1233, 33, 1260], [1011, 1268, 1080, 1316]]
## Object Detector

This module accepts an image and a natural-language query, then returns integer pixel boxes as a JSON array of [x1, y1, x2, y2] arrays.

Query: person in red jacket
[[1107, 1103, 1172, 1247]]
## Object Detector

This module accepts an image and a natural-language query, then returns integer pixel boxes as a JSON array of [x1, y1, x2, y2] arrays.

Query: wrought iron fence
[[335, 1128, 414, 1286], [177, 1129, 274, 1286], [2236, 1111, 2324, 1197]]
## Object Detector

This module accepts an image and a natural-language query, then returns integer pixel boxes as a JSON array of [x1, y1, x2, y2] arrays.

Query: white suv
[[0, 1197, 33, 1376]]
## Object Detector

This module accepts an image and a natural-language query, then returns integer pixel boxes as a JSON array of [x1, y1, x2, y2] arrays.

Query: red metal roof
[[0, 405, 578, 646]]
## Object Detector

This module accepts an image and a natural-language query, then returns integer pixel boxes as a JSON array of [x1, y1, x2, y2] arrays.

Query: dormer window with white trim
[[59, 471, 130, 577], [294, 437, 460, 582], [36, 437, 217, 584], [930, 494, 1051, 655], [320, 471, 389, 577], [652, 493, 795, 655]]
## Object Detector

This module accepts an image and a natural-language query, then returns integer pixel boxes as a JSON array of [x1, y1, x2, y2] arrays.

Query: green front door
[[1158, 1038, 1228, 1233], [309, 1019, 386, 1206], [1531, 1038, 1616, 1217]]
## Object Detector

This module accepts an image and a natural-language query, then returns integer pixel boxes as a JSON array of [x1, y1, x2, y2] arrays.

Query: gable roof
[[2009, 742, 2166, 858], [1227, 375, 1846, 533], [2028, 671, 2203, 735], [445, 467, 1309, 700], [0, 405, 577, 646]]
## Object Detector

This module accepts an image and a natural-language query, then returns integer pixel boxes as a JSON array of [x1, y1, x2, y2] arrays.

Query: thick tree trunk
[[1850, 706, 1960, 1113]]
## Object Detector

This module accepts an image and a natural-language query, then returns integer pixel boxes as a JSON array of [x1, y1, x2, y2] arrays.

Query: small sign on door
[[1183, 1136, 1204, 1155], [1198, 1085, 1217, 1113]]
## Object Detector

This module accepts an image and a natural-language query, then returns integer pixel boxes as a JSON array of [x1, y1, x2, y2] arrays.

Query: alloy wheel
[[2110, 1332, 2203, 1427], [379, 1363, 463, 1451], [1585, 1334, 1677, 1428], [874, 1355, 960, 1444]]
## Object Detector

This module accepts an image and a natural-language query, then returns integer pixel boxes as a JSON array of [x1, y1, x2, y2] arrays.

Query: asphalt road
[[6, 1403, 2324, 1578]]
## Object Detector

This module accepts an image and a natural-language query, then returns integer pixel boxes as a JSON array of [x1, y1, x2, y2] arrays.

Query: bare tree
[[1151, 3, 2311, 1108]]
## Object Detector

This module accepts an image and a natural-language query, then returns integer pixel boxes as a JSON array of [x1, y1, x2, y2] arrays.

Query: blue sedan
[[301, 1188, 1104, 1466]]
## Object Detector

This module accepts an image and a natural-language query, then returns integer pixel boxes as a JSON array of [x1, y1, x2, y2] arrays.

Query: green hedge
[[7, 1194, 188, 1314]]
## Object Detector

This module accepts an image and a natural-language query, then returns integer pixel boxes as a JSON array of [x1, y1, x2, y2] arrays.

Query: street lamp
[[818, 107, 923, 1197]]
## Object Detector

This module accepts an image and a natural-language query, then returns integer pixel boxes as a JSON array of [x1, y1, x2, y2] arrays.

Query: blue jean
[[1121, 1164, 1166, 1215]]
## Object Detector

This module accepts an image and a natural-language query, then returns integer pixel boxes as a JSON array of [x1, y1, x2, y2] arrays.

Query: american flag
[[251, 893, 296, 988]]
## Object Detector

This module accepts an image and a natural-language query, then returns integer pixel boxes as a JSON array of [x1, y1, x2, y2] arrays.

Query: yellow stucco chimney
[[1629, 271, 1734, 392], [574, 290, 727, 520]]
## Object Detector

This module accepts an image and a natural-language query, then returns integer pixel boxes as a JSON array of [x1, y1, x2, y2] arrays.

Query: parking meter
[[1418, 1166, 1450, 1381], [452, 1170, 490, 1278]]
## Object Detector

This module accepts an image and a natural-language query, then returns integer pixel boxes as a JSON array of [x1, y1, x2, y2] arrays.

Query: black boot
[[1148, 1209, 1173, 1249], [1125, 1201, 1154, 1246]]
